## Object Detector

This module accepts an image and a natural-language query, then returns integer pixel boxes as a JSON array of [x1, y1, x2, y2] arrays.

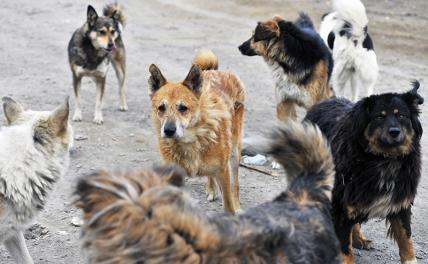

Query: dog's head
[[148, 64, 203, 140], [86, 5, 121, 52], [351, 81, 423, 157], [238, 16, 284, 58], [2, 97, 73, 150]]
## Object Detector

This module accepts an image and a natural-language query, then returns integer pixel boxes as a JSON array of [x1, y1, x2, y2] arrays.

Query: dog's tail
[[103, 3, 126, 26], [267, 121, 335, 202], [192, 49, 219, 71], [294, 12, 315, 30], [333, 0, 368, 36]]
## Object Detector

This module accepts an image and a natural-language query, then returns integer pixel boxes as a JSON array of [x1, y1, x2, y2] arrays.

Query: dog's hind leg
[[230, 103, 244, 211], [216, 167, 235, 213], [4, 231, 34, 264], [72, 74, 83, 122], [93, 77, 106, 125], [387, 210, 417, 264], [276, 99, 297, 122], [112, 49, 128, 111]]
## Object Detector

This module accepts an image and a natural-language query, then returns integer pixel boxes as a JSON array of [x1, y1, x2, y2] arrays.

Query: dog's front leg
[[387, 209, 417, 264], [334, 218, 355, 264], [72, 74, 83, 122], [4, 230, 34, 264], [216, 167, 235, 213], [93, 76, 106, 124]]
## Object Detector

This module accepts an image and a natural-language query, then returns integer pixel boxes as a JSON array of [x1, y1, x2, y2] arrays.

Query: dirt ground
[[0, 0, 427, 263]]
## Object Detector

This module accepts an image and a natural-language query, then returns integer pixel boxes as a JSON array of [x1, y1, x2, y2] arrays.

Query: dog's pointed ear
[[111, 10, 120, 22], [87, 5, 98, 27], [152, 164, 186, 187], [148, 64, 167, 96], [183, 65, 202, 93], [2, 96, 24, 125], [254, 21, 279, 41], [48, 97, 70, 136]]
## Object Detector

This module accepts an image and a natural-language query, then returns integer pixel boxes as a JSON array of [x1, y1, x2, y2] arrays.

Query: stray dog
[[0, 97, 73, 264], [306, 81, 423, 264], [148, 49, 245, 213], [319, 0, 378, 102], [68, 3, 127, 124], [239, 13, 333, 122], [75, 121, 341, 264]]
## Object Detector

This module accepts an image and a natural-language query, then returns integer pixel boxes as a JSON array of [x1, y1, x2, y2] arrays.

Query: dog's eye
[[398, 114, 407, 119], [99, 30, 107, 35], [111, 30, 116, 35], [178, 105, 188, 113], [158, 104, 166, 112], [376, 116, 385, 120]]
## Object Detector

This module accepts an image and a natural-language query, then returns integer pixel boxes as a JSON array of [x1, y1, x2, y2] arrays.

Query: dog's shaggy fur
[[0, 97, 73, 264], [68, 3, 127, 124], [239, 13, 333, 122], [75, 121, 341, 264], [306, 82, 423, 264], [319, 0, 378, 102], [148, 50, 245, 213]]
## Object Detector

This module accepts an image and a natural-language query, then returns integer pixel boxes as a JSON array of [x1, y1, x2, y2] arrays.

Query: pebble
[[74, 134, 88, 141], [71, 216, 84, 227]]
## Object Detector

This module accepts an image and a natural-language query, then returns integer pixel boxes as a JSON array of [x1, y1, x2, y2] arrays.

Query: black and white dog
[[320, 0, 378, 102]]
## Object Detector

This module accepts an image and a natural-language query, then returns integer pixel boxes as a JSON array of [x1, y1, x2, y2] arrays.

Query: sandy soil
[[0, 0, 427, 263]]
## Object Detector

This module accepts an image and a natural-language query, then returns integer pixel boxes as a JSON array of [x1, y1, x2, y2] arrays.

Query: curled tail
[[333, 0, 368, 33], [192, 49, 219, 71], [267, 121, 335, 201], [294, 12, 315, 29], [103, 3, 126, 26]]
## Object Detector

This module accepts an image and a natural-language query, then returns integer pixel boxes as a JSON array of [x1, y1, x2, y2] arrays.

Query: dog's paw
[[119, 104, 128, 112], [402, 258, 417, 264], [352, 237, 372, 250], [72, 112, 82, 122], [207, 191, 217, 202], [93, 115, 104, 125]]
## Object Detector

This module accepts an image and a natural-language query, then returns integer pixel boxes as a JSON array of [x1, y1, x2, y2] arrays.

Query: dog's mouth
[[105, 42, 117, 52]]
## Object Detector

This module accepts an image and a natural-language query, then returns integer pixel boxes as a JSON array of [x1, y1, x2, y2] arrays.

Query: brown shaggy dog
[[148, 50, 245, 213], [75, 121, 341, 264]]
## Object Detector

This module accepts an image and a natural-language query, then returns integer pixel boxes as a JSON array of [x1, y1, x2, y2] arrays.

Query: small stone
[[71, 216, 84, 227], [74, 134, 88, 141], [129, 133, 135, 137], [57, 230, 69, 236]]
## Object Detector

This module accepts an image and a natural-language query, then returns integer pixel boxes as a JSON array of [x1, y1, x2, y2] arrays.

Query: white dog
[[320, 0, 378, 102], [0, 97, 73, 264]]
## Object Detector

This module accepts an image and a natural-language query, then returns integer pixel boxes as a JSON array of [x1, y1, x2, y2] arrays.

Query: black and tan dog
[[68, 3, 127, 124], [75, 121, 341, 264], [239, 13, 333, 122], [306, 81, 424, 264]]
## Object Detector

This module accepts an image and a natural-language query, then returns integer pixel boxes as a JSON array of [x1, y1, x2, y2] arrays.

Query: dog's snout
[[239, 39, 257, 56], [163, 122, 177, 137], [108, 41, 114, 48], [388, 127, 401, 138]]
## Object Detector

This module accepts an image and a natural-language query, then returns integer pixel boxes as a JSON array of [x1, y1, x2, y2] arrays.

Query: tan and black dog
[[148, 50, 245, 213], [239, 13, 333, 122], [75, 121, 341, 264], [68, 3, 127, 124]]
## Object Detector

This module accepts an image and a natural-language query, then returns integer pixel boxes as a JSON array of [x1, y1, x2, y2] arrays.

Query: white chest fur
[[75, 57, 110, 78]]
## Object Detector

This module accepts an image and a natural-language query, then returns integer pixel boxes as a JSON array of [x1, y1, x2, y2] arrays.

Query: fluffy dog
[[239, 13, 333, 122], [319, 0, 378, 102], [148, 50, 245, 213], [75, 121, 341, 264], [306, 82, 423, 264], [0, 97, 73, 264], [68, 3, 127, 124]]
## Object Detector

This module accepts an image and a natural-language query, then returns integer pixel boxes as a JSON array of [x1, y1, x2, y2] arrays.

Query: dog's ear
[[402, 80, 423, 138], [152, 164, 186, 187], [350, 97, 373, 138], [111, 10, 120, 22], [48, 97, 70, 136], [2, 96, 24, 125], [254, 21, 279, 41], [148, 64, 167, 96], [87, 5, 98, 27], [183, 65, 202, 93]]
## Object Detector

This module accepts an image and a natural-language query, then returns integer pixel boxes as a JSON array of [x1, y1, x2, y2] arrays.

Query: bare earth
[[0, 0, 427, 263]]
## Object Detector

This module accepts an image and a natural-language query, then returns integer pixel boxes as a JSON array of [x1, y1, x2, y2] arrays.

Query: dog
[[319, 0, 378, 102], [148, 49, 245, 213], [0, 97, 73, 264], [68, 3, 127, 124], [75, 121, 341, 264], [305, 81, 423, 264], [239, 13, 333, 122]]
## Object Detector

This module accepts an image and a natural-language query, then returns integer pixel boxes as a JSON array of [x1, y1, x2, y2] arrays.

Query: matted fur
[[75, 121, 341, 264], [239, 13, 333, 122], [0, 97, 73, 264], [148, 50, 245, 213], [305, 81, 423, 264]]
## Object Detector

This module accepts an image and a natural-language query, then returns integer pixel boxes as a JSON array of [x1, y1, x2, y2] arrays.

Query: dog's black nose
[[163, 123, 176, 137], [388, 127, 401, 138], [108, 42, 114, 48]]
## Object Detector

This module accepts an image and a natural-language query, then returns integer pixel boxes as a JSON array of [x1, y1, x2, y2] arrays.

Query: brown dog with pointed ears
[[148, 49, 245, 213]]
